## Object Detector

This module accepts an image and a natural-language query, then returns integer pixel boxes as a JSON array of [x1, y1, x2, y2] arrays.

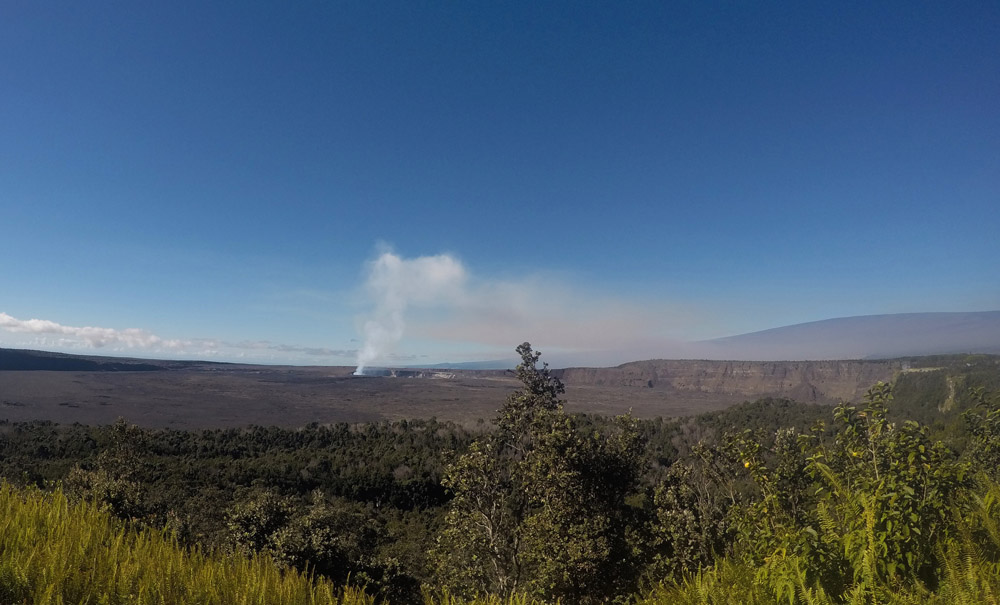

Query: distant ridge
[[0, 348, 225, 372], [696, 311, 1000, 361]]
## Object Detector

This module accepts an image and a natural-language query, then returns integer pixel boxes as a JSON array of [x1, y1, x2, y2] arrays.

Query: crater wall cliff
[[555, 360, 901, 404]]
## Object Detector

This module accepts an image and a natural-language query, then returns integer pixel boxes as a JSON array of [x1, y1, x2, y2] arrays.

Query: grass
[[637, 528, 1000, 605], [0, 481, 373, 605]]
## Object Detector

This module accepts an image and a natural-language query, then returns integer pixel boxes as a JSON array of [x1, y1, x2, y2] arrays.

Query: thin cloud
[[0, 312, 186, 350], [0, 312, 356, 363]]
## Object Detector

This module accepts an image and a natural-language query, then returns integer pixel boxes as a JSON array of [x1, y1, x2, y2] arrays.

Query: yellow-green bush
[[0, 481, 373, 605], [636, 481, 1000, 605]]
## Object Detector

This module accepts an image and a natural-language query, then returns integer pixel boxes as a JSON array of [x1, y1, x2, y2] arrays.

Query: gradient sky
[[1, 2, 998, 366]]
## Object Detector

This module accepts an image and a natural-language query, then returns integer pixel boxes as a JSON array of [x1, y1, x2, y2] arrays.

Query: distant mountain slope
[[0, 348, 225, 372], [421, 312, 1000, 368], [695, 311, 1000, 361], [0, 349, 165, 371]]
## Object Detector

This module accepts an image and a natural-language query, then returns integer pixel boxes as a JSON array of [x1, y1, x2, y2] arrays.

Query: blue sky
[[1, 1, 998, 366]]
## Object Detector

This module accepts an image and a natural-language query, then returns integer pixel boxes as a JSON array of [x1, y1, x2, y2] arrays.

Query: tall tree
[[433, 343, 645, 603]]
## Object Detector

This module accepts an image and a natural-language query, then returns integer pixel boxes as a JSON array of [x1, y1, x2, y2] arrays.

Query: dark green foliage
[[496, 342, 565, 435], [698, 397, 831, 436], [891, 369, 950, 424], [645, 463, 729, 580], [892, 356, 1000, 441], [64, 418, 150, 521], [963, 387, 1000, 481], [226, 490, 298, 558], [434, 343, 646, 604], [225, 488, 420, 602]]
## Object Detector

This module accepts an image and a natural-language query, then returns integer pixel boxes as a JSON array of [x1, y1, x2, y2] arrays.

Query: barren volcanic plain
[[0, 348, 913, 429]]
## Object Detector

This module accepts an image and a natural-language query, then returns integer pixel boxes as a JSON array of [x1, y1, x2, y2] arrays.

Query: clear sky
[[1, 1, 998, 366]]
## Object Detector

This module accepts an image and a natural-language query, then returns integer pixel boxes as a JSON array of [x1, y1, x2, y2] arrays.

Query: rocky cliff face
[[554, 359, 902, 404]]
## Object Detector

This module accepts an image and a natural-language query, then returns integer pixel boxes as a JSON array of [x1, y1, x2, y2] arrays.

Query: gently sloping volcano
[[696, 311, 1000, 360]]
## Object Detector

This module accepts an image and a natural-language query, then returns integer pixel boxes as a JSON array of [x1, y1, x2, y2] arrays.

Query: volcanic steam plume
[[354, 250, 465, 375]]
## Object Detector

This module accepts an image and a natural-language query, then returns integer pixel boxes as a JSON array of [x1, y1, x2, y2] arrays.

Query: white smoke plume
[[354, 250, 466, 374], [351, 248, 704, 371]]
